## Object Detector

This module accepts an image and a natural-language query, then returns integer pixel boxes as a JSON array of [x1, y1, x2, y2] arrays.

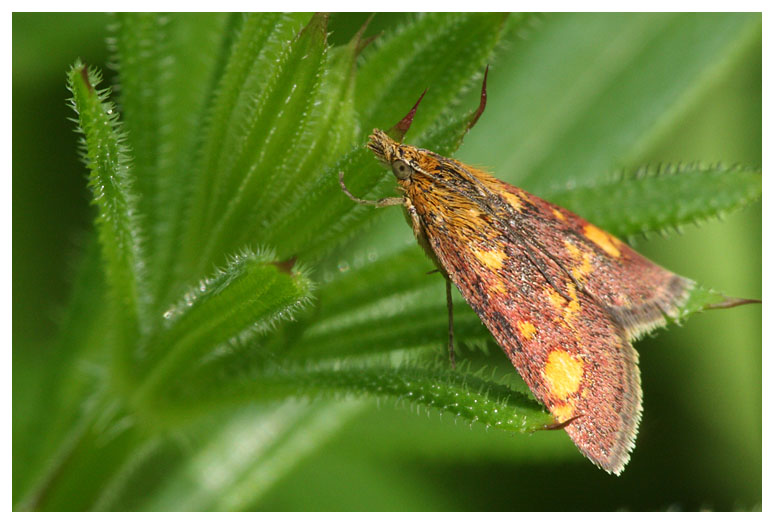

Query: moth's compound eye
[[391, 160, 413, 180]]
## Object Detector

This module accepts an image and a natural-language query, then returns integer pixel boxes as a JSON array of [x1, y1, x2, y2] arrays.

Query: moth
[[339, 75, 695, 475], [341, 129, 697, 473]]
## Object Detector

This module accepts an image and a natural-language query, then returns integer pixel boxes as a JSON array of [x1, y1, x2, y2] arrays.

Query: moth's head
[[367, 129, 420, 181]]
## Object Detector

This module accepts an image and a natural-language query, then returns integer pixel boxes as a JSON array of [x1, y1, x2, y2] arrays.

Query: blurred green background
[[13, 13, 760, 510]]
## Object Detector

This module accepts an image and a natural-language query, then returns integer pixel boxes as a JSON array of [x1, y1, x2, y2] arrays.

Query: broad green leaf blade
[[109, 14, 166, 252], [13, 239, 110, 504], [293, 300, 487, 360], [160, 358, 553, 435], [133, 249, 313, 408], [194, 14, 330, 274], [228, 27, 362, 256], [46, 428, 138, 512], [90, 437, 171, 511], [180, 13, 309, 258], [17, 395, 145, 511], [542, 164, 762, 239], [66, 62, 149, 335], [291, 245, 490, 359], [459, 12, 761, 193], [135, 401, 364, 511], [150, 13, 237, 312], [312, 399, 581, 470], [263, 145, 387, 259], [210, 401, 364, 511], [180, 13, 320, 279], [313, 245, 432, 320]]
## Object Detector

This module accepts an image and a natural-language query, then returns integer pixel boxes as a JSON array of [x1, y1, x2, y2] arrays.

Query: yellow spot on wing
[[544, 349, 585, 399], [552, 208, 566, 221], [488, 280, 508, 295], [517, 320, 537, 340], [564, 241, 593, 282], [551, 401, 576, 422], [500, 190, 522, 212], [583, 224, 621, 258], [565, 283, 581, 316], [546, 284, 581, 326], [471, 245, 506, 270], [546, 288, 566, 310]]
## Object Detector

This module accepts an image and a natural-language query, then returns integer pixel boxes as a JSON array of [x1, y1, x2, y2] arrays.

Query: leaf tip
[[706, 296, 761, 310], [466, 65, 489, 132], [271, 256, 298, 275], [79, 64, 93, 93], [389, 88, 427, 141], [304, 12, 330, 39], [351, 14, 380, 57]]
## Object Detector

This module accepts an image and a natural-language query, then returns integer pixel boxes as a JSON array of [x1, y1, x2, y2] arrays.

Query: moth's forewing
[[407, 173, 640, 473], [368, 129, 691, 474], [489, 179, 693, 341]]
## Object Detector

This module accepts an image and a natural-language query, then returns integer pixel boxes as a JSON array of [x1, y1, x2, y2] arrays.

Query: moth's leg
[[339, 172, 403, 208], [446, 278, 456, 369]]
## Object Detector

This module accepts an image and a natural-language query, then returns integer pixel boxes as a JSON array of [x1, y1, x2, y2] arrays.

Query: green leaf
[[229, 24, 362, 254], [66, 61, 149, 336], [289, 245, 488, 359], [459, 12, 761, 193], [180, 13, 308, 259], [21, 13, 759, 510], [262, 145, 386, 258], [13, 239, 109, 502], [180, 13, 321, 278], [93, 401, 362, 511], [140, 401, 364, 511], [160, 357, 553, 435], [208, 401, 364, 511], [109, 14, 166, 249], [543, 164, 762, 238], [132, 249, 313, 410], [295, 303, 488, 360], [676, 283, 759, 326], [314, 245, 432, 320], [355, 13, 508, 136], [18, 403, 142, 511], [264, 14, 511, 259], [148, 13, 238, 311]]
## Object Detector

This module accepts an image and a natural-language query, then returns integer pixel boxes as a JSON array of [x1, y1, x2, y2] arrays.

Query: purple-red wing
[[493, 181, 693, 340], [424, 202, 641, 473], [407, 176, 690, 474], [366, 128, 693, 473]]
